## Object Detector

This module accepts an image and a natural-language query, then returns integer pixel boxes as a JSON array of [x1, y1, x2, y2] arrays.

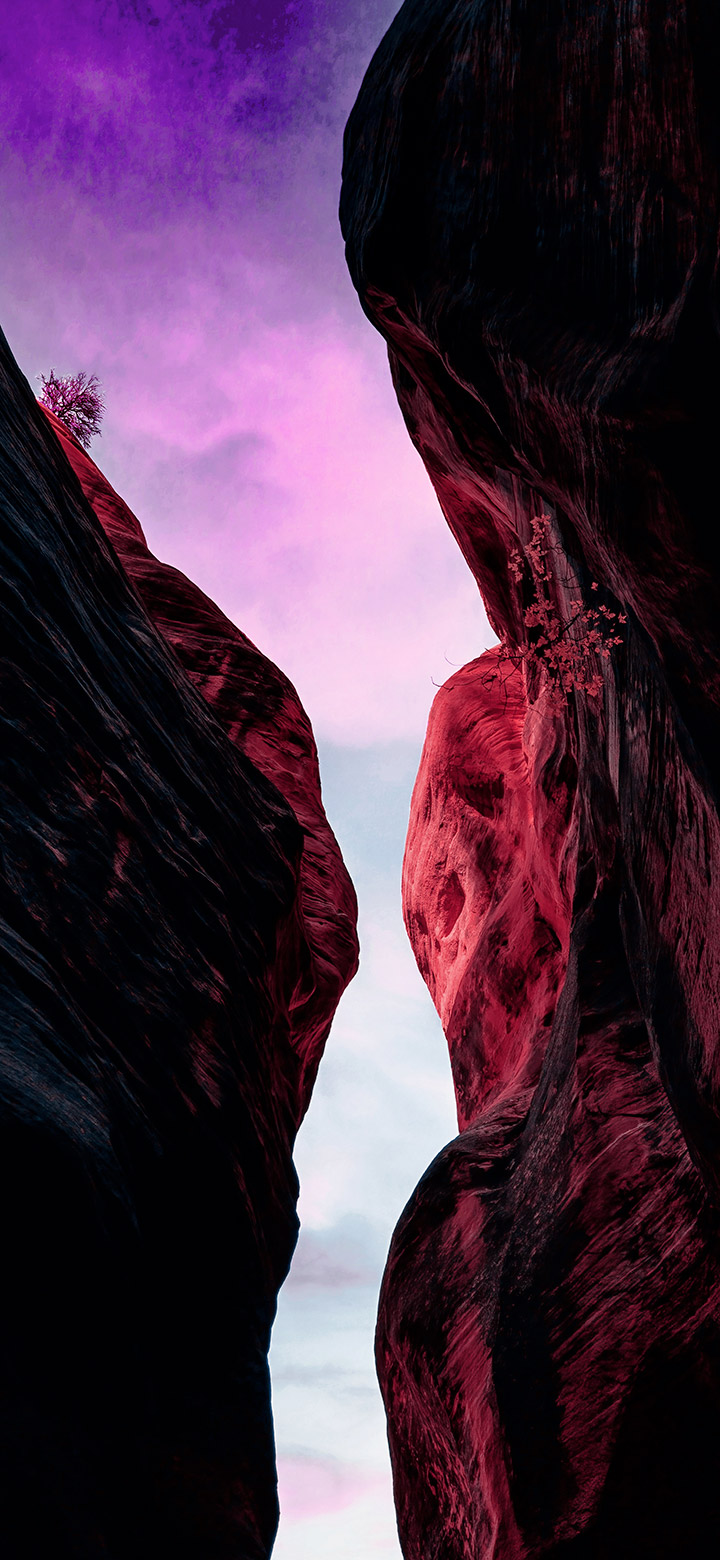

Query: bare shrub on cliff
[[494, 513, 626, 706], [38, 370, 105, 449]]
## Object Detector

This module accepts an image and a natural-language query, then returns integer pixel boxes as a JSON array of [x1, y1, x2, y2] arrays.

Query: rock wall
[[342, 2, 720, 1555], [0, 332, 356, 1557], [43, 407, 358, 1118]]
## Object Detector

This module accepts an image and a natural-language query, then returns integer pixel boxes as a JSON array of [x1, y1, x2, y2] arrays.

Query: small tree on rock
[[489, 513, 626, 708], [38, 370, 105, 450]]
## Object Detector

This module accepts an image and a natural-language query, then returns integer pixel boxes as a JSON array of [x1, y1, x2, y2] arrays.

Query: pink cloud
[[277, 1454, 386, 1522], [101, 301, 494, 744], [0, 0, 494, 749]]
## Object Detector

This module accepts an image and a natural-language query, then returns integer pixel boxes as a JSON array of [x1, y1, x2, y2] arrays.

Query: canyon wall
[[342, 2, 720, 1555], [43, 407, 359, 1120], [0, 332, 357, 1557]]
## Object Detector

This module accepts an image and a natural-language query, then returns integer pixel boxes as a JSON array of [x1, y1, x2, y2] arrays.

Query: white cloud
[[270, 740, 458, 1556]]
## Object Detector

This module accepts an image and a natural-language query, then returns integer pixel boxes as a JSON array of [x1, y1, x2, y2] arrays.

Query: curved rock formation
[[342, 2, 720, 1555], [43, 407, 358, 1117], [403, 648, 574, 1134], [0, 332, 356, 1558]]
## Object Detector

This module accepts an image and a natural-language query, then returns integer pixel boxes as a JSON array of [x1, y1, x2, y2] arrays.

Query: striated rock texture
[[342, 2, 720, 1556], [0, 332, 356, 1558], [43, 407, 358, 1119], [402, 647, 574, 1138]]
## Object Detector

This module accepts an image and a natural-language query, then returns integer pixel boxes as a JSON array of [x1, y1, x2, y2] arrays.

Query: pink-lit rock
[[44, 407, 358, 1115], [403, 648, 574, 1132], [342, 0, 720, 1554]]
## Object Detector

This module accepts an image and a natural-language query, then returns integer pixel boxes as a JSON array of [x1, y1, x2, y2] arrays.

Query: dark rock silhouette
[[0, 331, 356, 1558], [342, 1, 720, 1554]]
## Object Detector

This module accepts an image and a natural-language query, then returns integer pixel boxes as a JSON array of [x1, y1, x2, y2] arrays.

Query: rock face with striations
[[342, 2, 720, 1556], [43, 407, 359, 1121], [0, 332, 357, 1557]]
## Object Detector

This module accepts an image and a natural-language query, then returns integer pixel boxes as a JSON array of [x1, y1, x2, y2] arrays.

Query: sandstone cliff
[[0, 330, 357, 1558], [342, 2, 720, 1554], [43, 406, 358, 1119]]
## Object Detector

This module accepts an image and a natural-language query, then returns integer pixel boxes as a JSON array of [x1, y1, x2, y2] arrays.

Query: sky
[[0, 2, 496, 1552]]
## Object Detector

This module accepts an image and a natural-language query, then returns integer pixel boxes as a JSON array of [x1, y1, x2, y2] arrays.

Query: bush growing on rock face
[[493, 513, 626, 706], [38, 369, 105, 449]]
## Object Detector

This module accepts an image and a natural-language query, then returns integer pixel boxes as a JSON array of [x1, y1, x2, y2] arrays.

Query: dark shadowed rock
[[342, 2, 720, 1554], [0, 333, 356, 1557]]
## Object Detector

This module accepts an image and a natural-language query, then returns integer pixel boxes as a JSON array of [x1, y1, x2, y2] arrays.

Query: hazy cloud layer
[[271, 744, 458, 1557]]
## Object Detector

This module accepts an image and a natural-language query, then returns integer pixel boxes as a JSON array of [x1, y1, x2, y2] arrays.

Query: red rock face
[[0, 332, 357, 1558], [403, 648, 574, 1132], [342, 2, 720, 1555], [44, 407, 358, 1116]]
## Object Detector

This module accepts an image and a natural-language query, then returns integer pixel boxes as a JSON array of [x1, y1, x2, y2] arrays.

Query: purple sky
[[0, 2, 495, 1553]]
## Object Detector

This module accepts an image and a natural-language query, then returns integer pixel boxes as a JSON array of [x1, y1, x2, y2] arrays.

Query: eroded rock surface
[[342, 2, 720, 1555], [0, 333, 356, 1558], [403, 648, 573, 1133], [44, 407, 358, 1116]]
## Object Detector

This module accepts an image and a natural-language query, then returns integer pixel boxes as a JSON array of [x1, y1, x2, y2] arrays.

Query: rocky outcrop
[[0, 332, 356, 1558], [402, 648, 574, 1135], [43, 408, 358, 1117], [342, 2, 720, 1555]]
